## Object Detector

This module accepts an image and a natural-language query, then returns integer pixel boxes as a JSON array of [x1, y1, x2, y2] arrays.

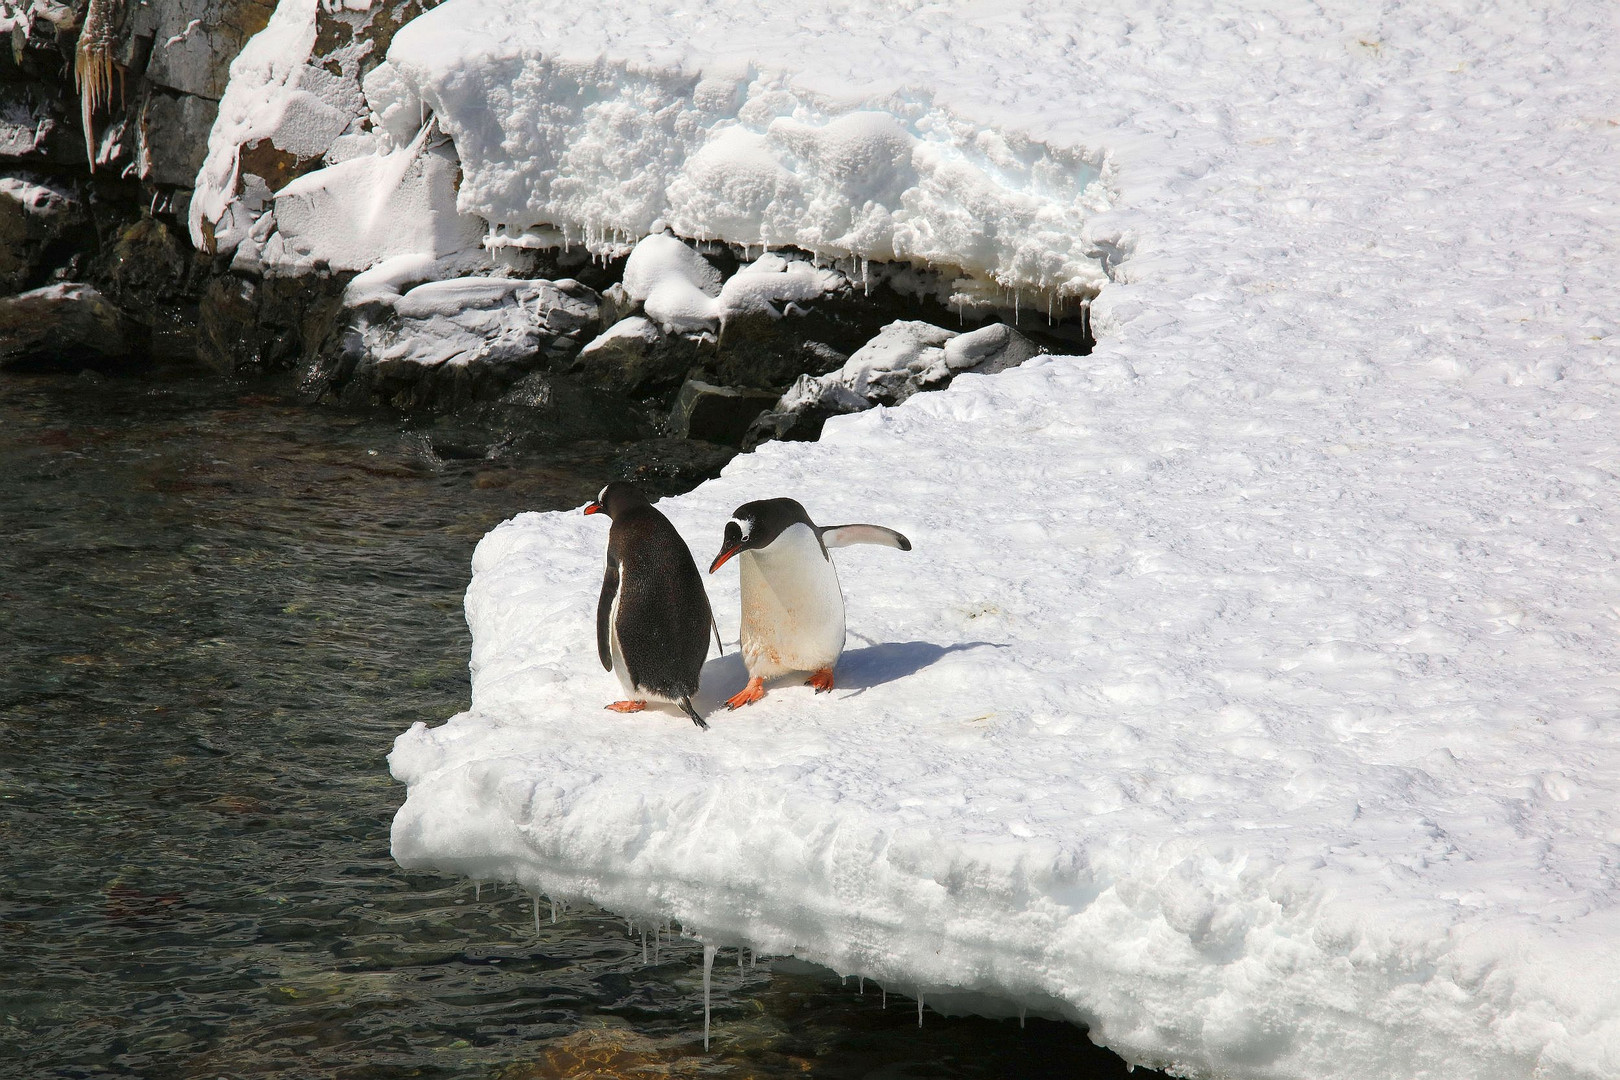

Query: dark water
[[0, 364, 1150, 1079]]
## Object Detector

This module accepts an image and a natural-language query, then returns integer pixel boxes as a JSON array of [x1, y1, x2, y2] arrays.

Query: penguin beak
[[583, 502, 602, 515], [708, 543, 742, 574]]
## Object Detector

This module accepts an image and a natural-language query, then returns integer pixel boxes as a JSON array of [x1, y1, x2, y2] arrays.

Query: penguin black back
[[586, 482, 716, 725]]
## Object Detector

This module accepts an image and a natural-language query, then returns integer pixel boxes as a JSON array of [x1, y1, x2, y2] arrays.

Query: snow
[[617, 233, 847, 334], [350, 0, 1620, 1077]]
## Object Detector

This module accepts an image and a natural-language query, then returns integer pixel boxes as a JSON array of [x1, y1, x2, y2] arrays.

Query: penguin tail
[[678, 696, 709, 730], [711, 615, 724, 655]]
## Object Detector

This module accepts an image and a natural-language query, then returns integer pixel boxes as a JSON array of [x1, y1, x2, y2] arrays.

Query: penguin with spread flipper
[[585, 482, 721, 729], [708, 497, 910, 709]]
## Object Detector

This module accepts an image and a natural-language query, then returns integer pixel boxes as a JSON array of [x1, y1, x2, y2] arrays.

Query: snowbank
[[388, 2, 1620, 1078]]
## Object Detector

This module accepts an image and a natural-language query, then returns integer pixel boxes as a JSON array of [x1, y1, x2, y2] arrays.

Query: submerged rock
[[0, 283, 140, 369]]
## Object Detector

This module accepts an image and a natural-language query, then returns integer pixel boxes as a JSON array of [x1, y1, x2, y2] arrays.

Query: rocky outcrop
[[0, 0, 1091, 482]]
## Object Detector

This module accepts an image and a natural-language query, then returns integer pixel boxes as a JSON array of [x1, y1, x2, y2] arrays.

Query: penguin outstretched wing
[[818, 524, 912, 551], [596, 555, 620, 671]]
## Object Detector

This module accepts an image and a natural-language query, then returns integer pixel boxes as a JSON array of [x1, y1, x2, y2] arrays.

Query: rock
[[572, 316, 709, 396], [742, 320, 1045, 449], [330, 276, 600, 410], [135, 88, 220, 188], [943, 320, 1042, 376], [669, 379, 780, 445], [199, 271, 352, 374], [610, 436, 737, 492], [0, 174, 91, 293], [473, 370, 651, 448], [0, 283, 141, 369]]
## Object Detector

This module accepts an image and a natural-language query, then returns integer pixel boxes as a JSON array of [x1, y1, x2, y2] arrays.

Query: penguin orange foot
[[726, 677, 766, 710], [807, 668, 836, 693], [605, 700, 646, 712]]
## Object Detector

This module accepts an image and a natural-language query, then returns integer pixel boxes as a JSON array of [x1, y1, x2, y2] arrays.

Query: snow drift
[[370, 1, 1620, 1078]]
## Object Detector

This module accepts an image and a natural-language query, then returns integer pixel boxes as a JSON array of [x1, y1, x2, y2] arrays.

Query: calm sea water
[[0, 363, 1152, 1079]]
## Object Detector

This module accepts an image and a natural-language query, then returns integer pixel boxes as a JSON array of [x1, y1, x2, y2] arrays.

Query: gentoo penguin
[[585, 482, 721, 729], [708, 497, 910, 709]]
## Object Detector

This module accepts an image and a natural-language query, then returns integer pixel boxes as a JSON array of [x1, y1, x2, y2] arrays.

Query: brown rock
[[0, 283, 140, 369]]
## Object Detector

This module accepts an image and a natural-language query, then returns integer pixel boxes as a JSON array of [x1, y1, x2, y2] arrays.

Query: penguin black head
[[584, 481, 651, 519], [708, 498, 815, 573]]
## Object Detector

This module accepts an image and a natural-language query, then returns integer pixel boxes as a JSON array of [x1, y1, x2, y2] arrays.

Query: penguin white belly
[[738, 523, 845, 679]]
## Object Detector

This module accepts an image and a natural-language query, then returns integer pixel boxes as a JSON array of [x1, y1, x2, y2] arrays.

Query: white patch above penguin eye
[[730, 517, 751, 542], [598, 484, 611, 504]]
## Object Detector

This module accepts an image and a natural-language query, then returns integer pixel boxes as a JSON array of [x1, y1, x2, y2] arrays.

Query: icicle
[[1020, 1007, 1026, 1029], [550, 898, 558, 925], [882, 988, 887, 1008], [702, 944, 716, 1050], [1014, 289, 1020, 324], [532, 895, 540, 935], [917, 993, 924, 1028], [474, 881, 481, 901], [738, 947, 745, 968], [858, 977, 864, 995], [74, 0, 122, 171], [641, 929, 648, 964]]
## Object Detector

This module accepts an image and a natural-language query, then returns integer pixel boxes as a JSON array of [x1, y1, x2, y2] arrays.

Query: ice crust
[[385, 1, 1620, 1078]]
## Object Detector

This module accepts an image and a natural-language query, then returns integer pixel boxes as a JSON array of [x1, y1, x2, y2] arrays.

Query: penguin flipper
[[596, 557, 620, 671], [818, 524, 912, 551], [677, 696, 710, 730]]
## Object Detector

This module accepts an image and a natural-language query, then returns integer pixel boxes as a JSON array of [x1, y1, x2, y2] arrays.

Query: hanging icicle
[[74, 0, 123, 171], [917, 992, 924, 1028]]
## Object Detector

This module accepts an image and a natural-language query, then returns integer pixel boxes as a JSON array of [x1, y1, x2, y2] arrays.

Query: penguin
[[707, 497, 910, 709], [585, 481, 722, 729]]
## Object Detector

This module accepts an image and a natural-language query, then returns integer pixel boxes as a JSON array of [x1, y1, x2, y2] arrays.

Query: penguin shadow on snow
[[692, 640, 1004, 711]]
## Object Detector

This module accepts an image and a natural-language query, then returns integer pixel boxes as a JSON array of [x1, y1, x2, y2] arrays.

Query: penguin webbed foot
[[726, 677, 766, 710], [605, 700, 646, 713], [807, 668, 836, 694], [677, 696, 709, 730]]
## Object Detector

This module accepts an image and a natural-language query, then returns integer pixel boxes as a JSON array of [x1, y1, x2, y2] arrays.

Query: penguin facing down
[[585, 482, 721, 729], [708, 497, 910, 709]]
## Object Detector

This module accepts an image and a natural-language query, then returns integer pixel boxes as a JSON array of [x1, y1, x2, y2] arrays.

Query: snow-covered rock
[[746, 320, 1043, 446], [338, 274, 598, 409], [385, 1, 1620, 1079]]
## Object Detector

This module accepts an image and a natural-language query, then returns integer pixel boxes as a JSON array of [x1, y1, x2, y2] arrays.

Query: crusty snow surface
[[386, 2, 1620, 1078]]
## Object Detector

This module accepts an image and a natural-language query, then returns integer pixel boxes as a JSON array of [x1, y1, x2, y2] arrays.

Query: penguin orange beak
[[709, 543, 742, 574], [583, 502, 602, 515]]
